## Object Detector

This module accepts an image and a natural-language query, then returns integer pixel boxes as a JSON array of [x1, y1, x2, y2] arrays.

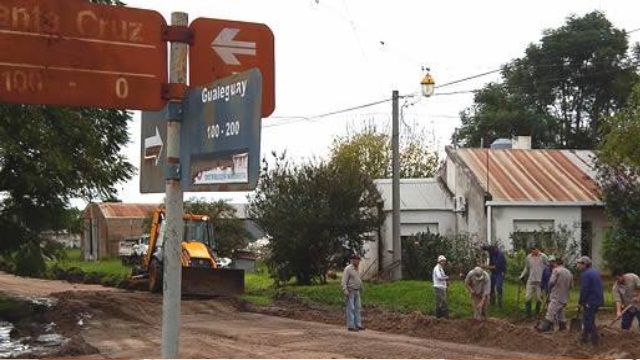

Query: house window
[[512, 220, 554, 251], [401, 223, 439, 236]]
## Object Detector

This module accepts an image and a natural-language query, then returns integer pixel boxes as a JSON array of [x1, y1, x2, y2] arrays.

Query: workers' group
[[341, 245, 640, 345], [432, 243, 640, 347]]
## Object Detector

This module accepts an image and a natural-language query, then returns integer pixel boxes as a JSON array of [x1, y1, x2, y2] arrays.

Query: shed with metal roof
[[82, 202, 159, 260]]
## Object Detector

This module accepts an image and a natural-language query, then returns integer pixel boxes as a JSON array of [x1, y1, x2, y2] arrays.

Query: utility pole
[[391, 90, 401, 280], [162, 11, 188, 359]]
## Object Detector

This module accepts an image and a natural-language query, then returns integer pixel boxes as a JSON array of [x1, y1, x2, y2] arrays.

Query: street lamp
[[390, 69, 436, 281], [420, 69, 436, 97]]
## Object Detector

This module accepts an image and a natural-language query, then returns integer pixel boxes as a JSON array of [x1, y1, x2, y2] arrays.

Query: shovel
[[534, 294, 549, 329], [600, 304, 634, 330], [569, 306, 581, 332]]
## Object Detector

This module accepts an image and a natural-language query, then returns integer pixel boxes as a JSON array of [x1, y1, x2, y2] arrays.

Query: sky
[[87, 0, 640, 208]]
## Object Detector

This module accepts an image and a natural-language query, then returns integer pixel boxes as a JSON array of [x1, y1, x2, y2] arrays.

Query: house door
[[83, 218, 99, 260]]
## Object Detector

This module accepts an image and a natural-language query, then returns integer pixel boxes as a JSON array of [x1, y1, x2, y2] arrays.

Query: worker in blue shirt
[[540, 262, 552, 298], [577, 256, 604, 346], [481, 244, 507, 308]]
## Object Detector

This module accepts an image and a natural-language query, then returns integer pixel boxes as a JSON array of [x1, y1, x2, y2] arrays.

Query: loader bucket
[[181, 267, 245, 297]]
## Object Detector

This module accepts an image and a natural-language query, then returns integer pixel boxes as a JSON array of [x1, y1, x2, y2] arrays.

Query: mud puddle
[[0, 321, 29, 358], [0, 295, 95, 359]]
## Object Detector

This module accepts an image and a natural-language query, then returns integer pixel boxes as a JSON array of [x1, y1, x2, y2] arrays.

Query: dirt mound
[[46, 335, 100, 358], [52, 290, 163, 326], [245, 295, 640, 358]]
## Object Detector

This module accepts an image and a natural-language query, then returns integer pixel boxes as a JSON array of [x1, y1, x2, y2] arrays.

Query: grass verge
[[43, 251, 617, 320]]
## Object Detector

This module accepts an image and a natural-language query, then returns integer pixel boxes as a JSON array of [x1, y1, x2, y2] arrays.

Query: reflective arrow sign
[[144, 126, 164, 166], [140, 110, 169, 193], [211, 28, 257, 65], [190, 18, 275, 117]]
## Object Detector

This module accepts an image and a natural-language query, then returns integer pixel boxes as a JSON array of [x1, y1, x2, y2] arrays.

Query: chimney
[[512, 136, 531, 150]]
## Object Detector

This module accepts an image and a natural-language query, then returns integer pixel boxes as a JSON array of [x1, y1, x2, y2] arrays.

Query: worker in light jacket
[[520, 243, 549, 317], [342, 254, 364, 332], [433, 255, 449, 318]]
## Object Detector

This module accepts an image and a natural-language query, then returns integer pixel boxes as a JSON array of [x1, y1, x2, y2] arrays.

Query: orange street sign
[[189, 18, 275, 117], [0, 0, 167, 110]]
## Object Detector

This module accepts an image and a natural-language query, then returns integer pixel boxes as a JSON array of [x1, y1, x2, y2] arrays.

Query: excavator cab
[[180, 214, 218, 268], [139, 208, 244, 297]]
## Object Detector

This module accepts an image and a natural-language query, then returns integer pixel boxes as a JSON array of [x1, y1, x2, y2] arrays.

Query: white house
[[439, 136, 606, 267], [359, 178, 455, 279]]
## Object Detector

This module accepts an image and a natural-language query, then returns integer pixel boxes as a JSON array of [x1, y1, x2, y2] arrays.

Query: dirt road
[[1, 272, 637, 358], [0, 273, 546, 359]]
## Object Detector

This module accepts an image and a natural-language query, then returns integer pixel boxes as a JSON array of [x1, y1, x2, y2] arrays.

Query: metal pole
[[391, 90, 401, 280], [162, 11, 188, 359]]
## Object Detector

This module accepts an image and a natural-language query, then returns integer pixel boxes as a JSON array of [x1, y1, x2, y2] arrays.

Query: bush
[[602, 227, 640, 275], [505, 248, 526, 282], [401, 232, 483, 280], [13, 241, 47, 277], [65, 267, 85, 282], [509, 224, 580, 276]]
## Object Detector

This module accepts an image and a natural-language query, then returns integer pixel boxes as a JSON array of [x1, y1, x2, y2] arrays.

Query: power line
[[263, 89, 479, 128], [435, 69, 502, 89], [264, 35, 640, 130]]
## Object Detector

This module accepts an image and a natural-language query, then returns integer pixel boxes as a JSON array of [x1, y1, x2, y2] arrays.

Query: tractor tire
[[149, 258, 163, 293]]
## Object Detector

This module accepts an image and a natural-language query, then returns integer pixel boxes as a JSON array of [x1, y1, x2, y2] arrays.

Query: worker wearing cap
[[577, 255, 603, 346], [342, 254, 364, 331], [612, 270, 640, 330], [465, 266, 491, 320], [481, 244, 507, 308], [519, 243, 550, 317], [538, 255, 573, 332], [433, 255, 449, 318]]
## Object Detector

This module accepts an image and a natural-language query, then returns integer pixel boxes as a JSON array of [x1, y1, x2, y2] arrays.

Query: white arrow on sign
[[144, 126, 164, 166], [211, 28, 256, 66]]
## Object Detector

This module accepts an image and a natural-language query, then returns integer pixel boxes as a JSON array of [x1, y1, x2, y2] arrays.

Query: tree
[[0, 105, 134, 275], [453, 83, 556, 148], [330, 123, 440, 179], [248, 152, 382, 285], [0, 0, 137, 275], [598, 166, 640, 276], [599, 83, 640, 168], [597, 83, 640, 275], [454, 11, 639, 149], [184, 198, 250, 258]]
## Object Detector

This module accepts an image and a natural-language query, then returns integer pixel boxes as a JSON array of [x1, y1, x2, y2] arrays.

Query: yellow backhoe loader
[[132, 207, 244, 297]]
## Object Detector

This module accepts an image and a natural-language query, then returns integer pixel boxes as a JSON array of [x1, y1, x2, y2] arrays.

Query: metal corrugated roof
[[98, 203, 159, 218], [374, 178, 453, 211], [455, 149, 600, 202]]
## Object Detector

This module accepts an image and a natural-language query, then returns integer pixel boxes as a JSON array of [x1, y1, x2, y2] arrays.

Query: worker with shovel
[[465, 266, 491, 321], [519, 243, 550, 317], [481, 244, 507, 309], [612, 269, 640, 330], [577, 256, 604, 346], [537, 255, 573, 332]]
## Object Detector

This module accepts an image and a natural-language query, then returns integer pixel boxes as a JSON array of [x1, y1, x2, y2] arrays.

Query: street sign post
[[180, 68, 262, 192], [189, 18, 274, 117], [0, 0, 167, 110]]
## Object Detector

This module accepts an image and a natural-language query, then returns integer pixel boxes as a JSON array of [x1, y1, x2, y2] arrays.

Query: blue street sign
[[181, 68, 262, 191]]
